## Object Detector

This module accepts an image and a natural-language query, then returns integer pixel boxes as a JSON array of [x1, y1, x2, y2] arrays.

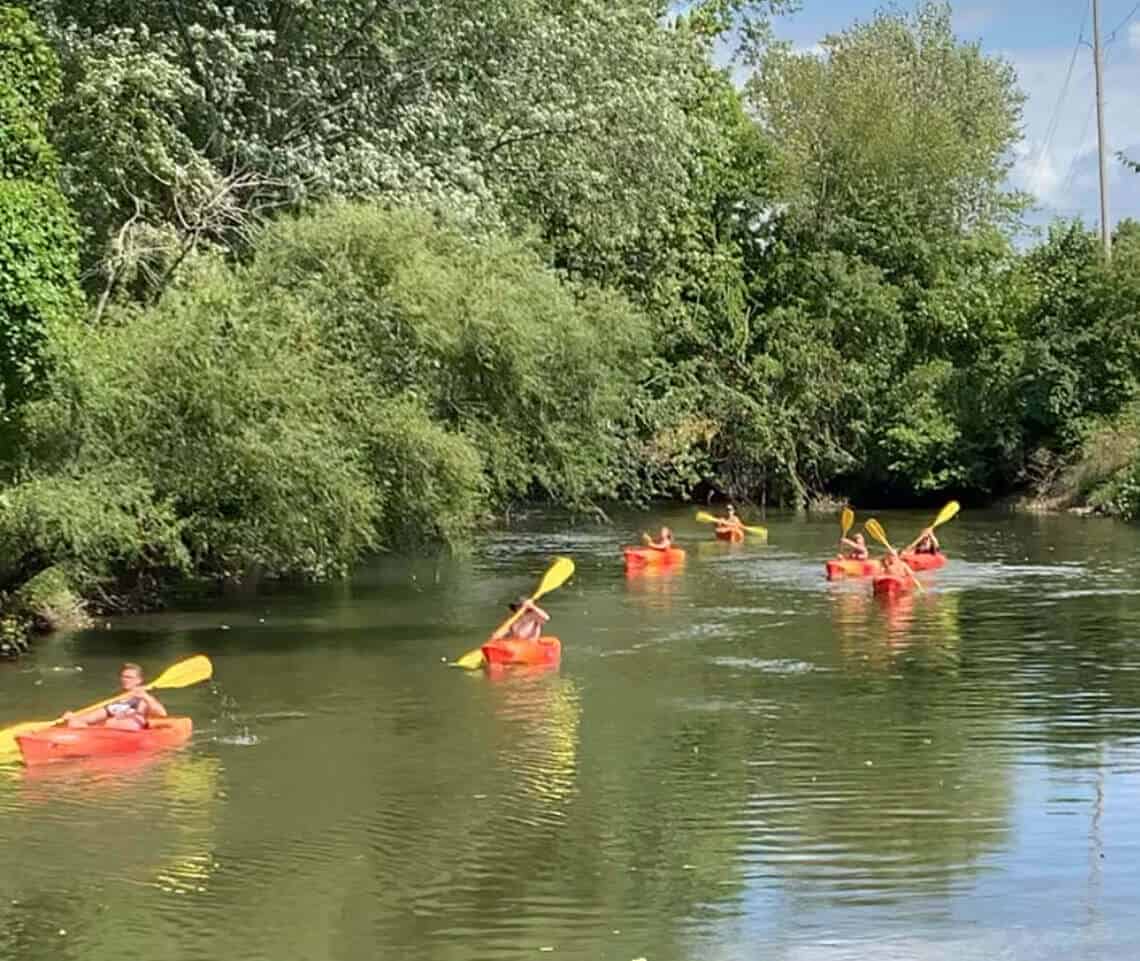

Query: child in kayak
[[907, 528, 940, 554], [642, 526, 674, 551], [840, 531, 869, 560], [493, 598, 550, 641], [63, 663, 168, 731]]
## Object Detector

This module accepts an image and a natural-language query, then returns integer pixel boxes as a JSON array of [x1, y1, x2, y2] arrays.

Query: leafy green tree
[[0, 5, 80, 442], [29, 0, 785, 304]]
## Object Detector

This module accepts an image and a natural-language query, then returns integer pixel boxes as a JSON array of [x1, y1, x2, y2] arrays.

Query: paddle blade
[[150, 655, 213, 690], [0, 720, 55, 757], [454, 648, 486, 670], [744, 524, 768, 538], [533, 557, 575, 601], [864, 518, 890, 549], [932, 500, 960, 529], [695, 511, 717, 524], [841, 506, 854, 537]]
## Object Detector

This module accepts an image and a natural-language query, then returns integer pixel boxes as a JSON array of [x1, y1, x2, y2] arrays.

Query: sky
[[718, 0, 1140, 238]]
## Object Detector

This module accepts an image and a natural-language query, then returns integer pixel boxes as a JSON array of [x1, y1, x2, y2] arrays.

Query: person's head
[[853, 532, 865, 546], [660, 526, 672, 541], [508, 595, 530, 612], [726, 504, 736, 517], [119, 662, 144, 691]]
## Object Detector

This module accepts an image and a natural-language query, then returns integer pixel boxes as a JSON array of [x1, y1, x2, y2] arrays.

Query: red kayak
[[623, 546, 686, 569], [827, 552, 947, 579], [715, 527, 744, 543], [16, 717, 193, 766], [826, 557, 880, 579], [872, 574, 910, 596], [481, 635, 561, 667]]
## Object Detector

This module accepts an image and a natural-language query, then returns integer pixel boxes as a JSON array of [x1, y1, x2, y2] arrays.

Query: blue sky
[[719, 1, 1140, 236]]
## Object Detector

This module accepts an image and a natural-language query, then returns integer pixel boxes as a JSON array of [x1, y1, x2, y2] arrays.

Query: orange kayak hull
[[16, 717, 193, 766], [715, 528, 744, 542], [827, 552, 947, 579], [873, 574, 910, 596], [481, 635, 561, 667], [623, 546, 686, 568], [826, 557, 879, 579]]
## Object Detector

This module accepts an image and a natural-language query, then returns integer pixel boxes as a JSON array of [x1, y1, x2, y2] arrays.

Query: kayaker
[[642, 526, 674, 551], [907, 528, 940, 555], [840, 531, 869, 560], [715, 505, 744, 537], [63, 663, 168, 731], [492, 597, 550, 641], [880, 549, 900, 574]]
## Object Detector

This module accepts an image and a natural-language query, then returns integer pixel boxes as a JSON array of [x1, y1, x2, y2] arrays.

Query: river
[[3, 508, 1140, 961]]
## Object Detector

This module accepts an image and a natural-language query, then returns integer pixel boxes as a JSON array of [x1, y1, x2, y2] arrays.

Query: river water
[[3, 508, 1140, 961]]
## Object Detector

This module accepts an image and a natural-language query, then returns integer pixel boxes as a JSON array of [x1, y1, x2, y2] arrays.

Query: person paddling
[[840, 531, 869, 560], [715, 505, 744, 537], [642, 526, 674, 551], [492, 597, 550, 641], [63, 663, 168, 731], [907, 527, 940, 555], [880, 549, 903, 576]]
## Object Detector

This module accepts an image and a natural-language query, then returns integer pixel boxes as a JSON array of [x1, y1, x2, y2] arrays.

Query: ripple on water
[[709, 656, 824, 674]]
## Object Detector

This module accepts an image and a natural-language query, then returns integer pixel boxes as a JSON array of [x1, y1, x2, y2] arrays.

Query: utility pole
[[1092, 0, 1112, 260]]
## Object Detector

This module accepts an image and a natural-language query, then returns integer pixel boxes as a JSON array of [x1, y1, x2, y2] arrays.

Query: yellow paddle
[[841, 506, 855, 538], [0, 654, 214, 757], [453, 557, 575, 670], [864, 518, 925, 594], [695, 510, 768, 538], [904, 500, 960, 553]]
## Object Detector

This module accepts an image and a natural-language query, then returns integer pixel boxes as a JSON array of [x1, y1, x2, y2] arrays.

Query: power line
[[1106, 0, 1140, 40], [1033, 0, 1090, 191], [1058, 3, 1132, 204]]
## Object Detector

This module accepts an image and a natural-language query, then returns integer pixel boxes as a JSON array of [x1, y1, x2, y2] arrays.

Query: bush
[[0, 202, 649, 598], [247, 203, 651, 507]]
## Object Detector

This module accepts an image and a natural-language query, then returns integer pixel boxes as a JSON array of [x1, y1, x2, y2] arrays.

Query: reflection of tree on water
[[0, 753, 221, 959]]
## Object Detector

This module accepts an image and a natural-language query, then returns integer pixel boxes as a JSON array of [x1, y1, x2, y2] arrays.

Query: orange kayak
[[623, 546, 686, 568], [826, 557, 880, 578], [481, 635, 561, 667], [827, 552, 947, 579], [16, 717, 193, 766], [873, 574, 911, 596], [715, 527, 744, 542]]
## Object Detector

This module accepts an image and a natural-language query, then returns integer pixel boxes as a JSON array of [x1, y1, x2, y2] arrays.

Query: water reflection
[[3, 510, 1140, 961]]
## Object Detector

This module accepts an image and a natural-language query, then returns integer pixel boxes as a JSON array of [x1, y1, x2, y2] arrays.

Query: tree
[[747, 0, 1025, 283], [0, 5, 80, 442], [29, 0, 785, 303]]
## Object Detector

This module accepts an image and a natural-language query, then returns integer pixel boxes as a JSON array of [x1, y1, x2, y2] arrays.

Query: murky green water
[[3, 508, 1140, 961]]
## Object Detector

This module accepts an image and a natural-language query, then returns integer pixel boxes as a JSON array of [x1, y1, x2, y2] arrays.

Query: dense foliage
[[2, 0, 1140, 617], [0, 5, 80, 443]]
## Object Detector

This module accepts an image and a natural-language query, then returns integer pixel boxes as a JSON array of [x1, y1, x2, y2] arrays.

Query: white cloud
[[1006, 44, 1140, 224]]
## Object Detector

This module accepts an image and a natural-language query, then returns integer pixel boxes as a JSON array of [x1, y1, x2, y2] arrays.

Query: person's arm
[[839, 536, 859, 551], [526, 600, 550, 623], [63, 706, 110, 726], [903, 529, 929, 553], [137, 690, 167, 718]]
